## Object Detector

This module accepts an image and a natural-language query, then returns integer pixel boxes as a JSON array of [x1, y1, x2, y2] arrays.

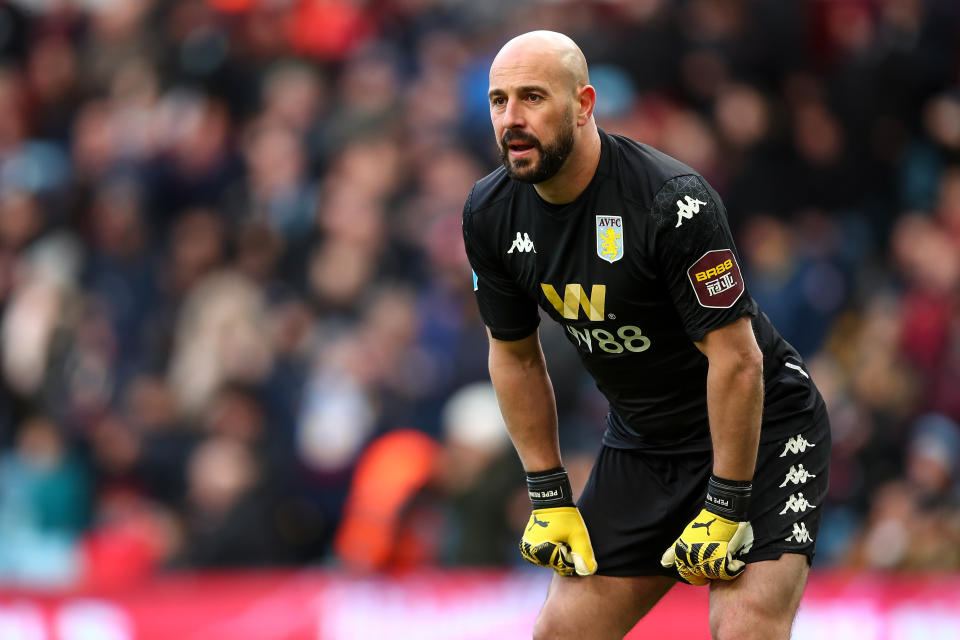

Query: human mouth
[[503, 136, 538, 158], [508, 142, 536, 158]]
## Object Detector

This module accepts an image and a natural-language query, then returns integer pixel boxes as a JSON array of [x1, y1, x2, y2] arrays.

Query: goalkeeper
[[462, 31, 830, 640]]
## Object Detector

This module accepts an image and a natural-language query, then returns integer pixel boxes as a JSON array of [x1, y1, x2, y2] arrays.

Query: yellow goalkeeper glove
[[519, 468, 597, 577], [660, 475, 754, 585]]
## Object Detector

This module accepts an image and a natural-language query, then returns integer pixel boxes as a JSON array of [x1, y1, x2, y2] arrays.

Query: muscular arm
[[694, 315, 764, 482], [487, 328, 562, 473]]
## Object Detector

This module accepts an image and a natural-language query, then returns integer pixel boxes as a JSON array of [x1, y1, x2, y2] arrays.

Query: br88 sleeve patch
[[687, 249, 745, 308]]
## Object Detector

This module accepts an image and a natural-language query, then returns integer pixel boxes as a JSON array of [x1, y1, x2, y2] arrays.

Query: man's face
[[489, 60, 577, 184]]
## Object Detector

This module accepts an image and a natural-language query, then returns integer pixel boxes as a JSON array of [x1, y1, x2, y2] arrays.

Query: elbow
[[712, 342, 763, 381], [734, 343, 763, 382], [700, 318, 763, 390], [745, 342, 763, 375]]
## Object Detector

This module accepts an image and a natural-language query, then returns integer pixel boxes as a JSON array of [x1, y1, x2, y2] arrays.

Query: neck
[[533, 122, 601, 204]]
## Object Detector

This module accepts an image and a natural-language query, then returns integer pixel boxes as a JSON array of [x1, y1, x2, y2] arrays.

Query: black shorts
[[577, 402, 831, 577]]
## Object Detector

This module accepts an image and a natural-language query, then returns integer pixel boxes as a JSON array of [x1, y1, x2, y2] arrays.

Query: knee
[[533, 605, 596, 640], [532, 610, 569, 640], [710, 599, 793, 640]]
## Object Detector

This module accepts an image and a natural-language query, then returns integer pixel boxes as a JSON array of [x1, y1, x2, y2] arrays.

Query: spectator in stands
[[0, 0, 959, 581]]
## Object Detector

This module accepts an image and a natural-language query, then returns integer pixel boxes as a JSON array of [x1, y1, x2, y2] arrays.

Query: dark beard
[[499, 118, 576, 184]]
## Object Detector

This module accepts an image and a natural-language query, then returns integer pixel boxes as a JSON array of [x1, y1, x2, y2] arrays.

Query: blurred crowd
[[0, 0, 958, 586]]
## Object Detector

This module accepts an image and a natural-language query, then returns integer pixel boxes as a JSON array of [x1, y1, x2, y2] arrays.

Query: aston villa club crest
[[596, 215, 623, 263]]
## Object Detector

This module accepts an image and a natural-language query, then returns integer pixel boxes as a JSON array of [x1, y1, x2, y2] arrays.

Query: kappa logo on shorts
[[779, 493, 816, 515], [785, 522, 813, 543], [596, 216, 624, 263], [687, 249, 745, 308], [779, 464, 816, 487], [779, 435, 816, 458]]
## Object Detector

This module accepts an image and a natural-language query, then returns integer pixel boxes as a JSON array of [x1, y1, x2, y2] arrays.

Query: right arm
[[462, 192, 561, 472], [490, 327, 596, 576], [487, 328, 562, 473], [465, 196, 595, 576]]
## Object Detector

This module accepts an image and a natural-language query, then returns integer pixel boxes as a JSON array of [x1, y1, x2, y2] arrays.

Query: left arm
[[650, 174, 764, 583], [660, 315, 763, 584], [694, 315, 763, 482]]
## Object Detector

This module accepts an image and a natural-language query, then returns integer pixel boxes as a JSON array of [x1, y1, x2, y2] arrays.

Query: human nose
[[501, 99, 525, 129]]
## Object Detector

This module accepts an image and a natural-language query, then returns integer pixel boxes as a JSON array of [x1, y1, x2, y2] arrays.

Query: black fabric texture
[[577, 399, 831, 576], [462, 129, 817, 452]]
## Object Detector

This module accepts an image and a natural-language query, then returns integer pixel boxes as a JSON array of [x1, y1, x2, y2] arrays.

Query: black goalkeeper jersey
[[463, 130, 820, 453]]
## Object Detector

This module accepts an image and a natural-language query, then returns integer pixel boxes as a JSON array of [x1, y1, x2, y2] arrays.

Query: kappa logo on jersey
[[596, 216, 623, 263], [541, 283, 606, 320], [779, 435, 816, 458], [686, 249, 745, 308], [779, 464, 816, 488], [507, 232, 536, 254], [785, 522, 813, 543], [675, 195, 707, 227], [779, 493, 815, 515]]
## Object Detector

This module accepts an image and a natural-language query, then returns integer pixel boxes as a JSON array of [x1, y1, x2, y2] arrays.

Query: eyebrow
[[488, 84, 551, 99]]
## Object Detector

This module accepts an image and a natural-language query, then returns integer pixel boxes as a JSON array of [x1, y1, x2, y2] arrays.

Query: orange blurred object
[[334, 429, 439, 572]]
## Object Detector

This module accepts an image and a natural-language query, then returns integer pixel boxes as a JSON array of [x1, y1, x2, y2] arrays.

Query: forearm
[[488, 333, 561, 472], [706, 349, 763, 482]]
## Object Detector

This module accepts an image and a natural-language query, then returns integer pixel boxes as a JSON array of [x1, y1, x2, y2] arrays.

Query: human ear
[[576, 84, 596, 125]]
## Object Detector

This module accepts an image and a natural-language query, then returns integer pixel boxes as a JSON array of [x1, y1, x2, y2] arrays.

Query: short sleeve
[[462, 188, 540, 341], [651, 174, 756, 342]]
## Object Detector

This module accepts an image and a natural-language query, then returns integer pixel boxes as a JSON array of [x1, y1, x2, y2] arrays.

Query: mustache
[[501, 131, 540, 147]]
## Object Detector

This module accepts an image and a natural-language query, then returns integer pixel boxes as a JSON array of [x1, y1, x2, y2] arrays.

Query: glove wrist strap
[[704, 474, 751, 521], [526, 467, 575, 509]]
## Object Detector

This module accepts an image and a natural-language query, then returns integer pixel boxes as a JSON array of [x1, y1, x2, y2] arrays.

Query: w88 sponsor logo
[[564, 324, 651, 354]]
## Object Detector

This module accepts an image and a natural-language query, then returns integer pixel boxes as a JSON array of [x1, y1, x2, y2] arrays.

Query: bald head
[[487, 31, 600, 200], [491, 31, 589, 95]]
